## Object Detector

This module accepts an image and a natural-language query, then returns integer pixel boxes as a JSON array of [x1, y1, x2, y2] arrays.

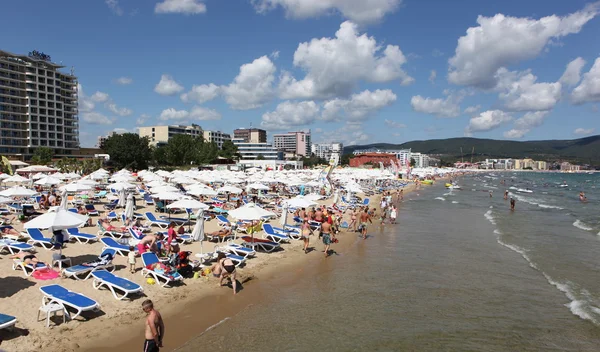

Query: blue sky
[[2, 0, 599, 147]]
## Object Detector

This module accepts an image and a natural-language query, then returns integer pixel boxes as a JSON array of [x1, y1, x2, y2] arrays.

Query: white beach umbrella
[[217, 185, 243, 194], [0, 174, 11, 181], [0, 196, 11, 204], [34, 176, 62, 186], [304, 193, 323, 202], [31, 172, 46, 180], [59, 183, 91, 193], [111, 182, 136, 191], [284, 196, 317, 208], [24, 207, 88, 231], [0, 186, 37, 197], [117, 190, 127, 208], [247, 183, 270, 191], [305, 180, 321, 187], [77, 179, 97, 186], [332, 189, 340, 204], [153, 191, 183, 201], [187, 187, 218, 197], [4, 174, 29, 183], [146, 180, 166, 188], [191, 210, 205, 242], [279, 202, 289, 227], [60, 189, 68, 210], [89, 172, 107, 180], [150, 185, 180, 194], [228, 203, 275, 220], [124, 193, 135, 221], [166, 199, 209, 210]]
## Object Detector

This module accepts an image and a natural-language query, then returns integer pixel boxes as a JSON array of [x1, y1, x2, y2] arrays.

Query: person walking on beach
[[301, 217, 312, 254], [390, 205, 397, 224], [349, 209, 358, 232], [142, 299, 164, 352], [359, 208, 369, 240], [321, 219, 333, 257]]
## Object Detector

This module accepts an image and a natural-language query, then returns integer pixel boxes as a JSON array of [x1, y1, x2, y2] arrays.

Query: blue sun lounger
[[13, 259, 47, 276], [141, 252, 183, 287], [67, 228, 99, 244], [0, 239, 34, 254], [63, 249, 116, 281], [262, 224, 290, 243], [40, 284, 100, 321], [92, 270, 143, 300], [100, 237, 132, 256], [223, 242, 256, 258], [144, 212, 170, 229], [0, 313, 17, 330], [158, 214, 190, 225], [26, 228, 54, 249], [84, 204, 99, 216]]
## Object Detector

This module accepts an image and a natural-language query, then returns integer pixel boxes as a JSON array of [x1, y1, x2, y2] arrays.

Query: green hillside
[[343, 135, 600, 166]]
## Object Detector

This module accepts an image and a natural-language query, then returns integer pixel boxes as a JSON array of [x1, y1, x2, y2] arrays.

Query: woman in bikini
[[11, 251, 41, 266], [301, 217, 312, 254], [216, 253, 237, 295], [349, 209, 358, 232]]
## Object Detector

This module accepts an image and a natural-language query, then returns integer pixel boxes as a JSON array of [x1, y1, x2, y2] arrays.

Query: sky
[[2, 0, 600, 147]]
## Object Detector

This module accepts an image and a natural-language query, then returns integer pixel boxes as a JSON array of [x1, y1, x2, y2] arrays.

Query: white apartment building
[[311, 142, 343, 165], [203, 130, 231, 149], [352, 148, 412, 166], [409, 152, 430, 168], [138, 124, 203, 146], [0, 50, 79, 158], [273, 131, 311, 157], [232, 138, 282, 160]]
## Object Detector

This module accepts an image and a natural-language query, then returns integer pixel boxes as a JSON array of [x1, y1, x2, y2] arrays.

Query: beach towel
[[32, 268, 60, 280]]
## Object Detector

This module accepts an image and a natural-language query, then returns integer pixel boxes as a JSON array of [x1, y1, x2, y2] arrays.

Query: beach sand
[[0, 183, 419, 352]]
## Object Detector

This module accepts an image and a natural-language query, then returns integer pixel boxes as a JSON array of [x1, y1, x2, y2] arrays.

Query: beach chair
[[106, 211, 118, 222], [0, 313, 16, 330], [206, 228, 235, 243], [0, 239, 34, 254], [222, 241, 256, 258], [39, 284, 100, 321], [66, 228, 99, 244], [240, 236, 280, 253], [362, 198, 370, 206], [84, 204, 99, 216], [158, 214, 189, 225], [155, 201, 167, 213], [97, 221, 128, 239], [143, 194, 154, 206], [7, 203, 23, 214], [91, 270, 143, 301], [262, 224, 290, 243], [67, 208, 78, 214], [0, 207, 9, 215], [103, 199, 118, 211], [128, 227, 146, 241], [144, 212, 170, 229], [26, 228, 54, 249], [63, 249, 116, 281], [100, 237, 132, 257], [216, 215, 230, 227], [92, 190, 107, 202], [12, 258, 48, 276], [157, 230, 194, 245], [141, 252, 183, 287]]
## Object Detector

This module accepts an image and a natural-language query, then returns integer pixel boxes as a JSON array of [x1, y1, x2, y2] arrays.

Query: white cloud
[[503, 111, 550, 138], [260, 101, 320, 130], [252, 0, 401, 25], [410, 94, 462, 118], [495, 68, 561, 111], [115, 77, 133, 85], [432, 49, 444, 57], [347, 131, 370, 145], [560, 57, 586, 87], [270, 51, 280, 59], [159, 106, 221, 121], [154, 74, 185, 96], [180, 83, 221, 104], [464, 105, 481, 114], [90, 91, 110, 103], [81, 111, 113, 125], [321, 89, 397, 122], [106, 103, 133, 117], [448, 4, 599, 88], [222, 56, 276, 110], [155, 0, 206, 14], [572, 57, 600, 104], [429, 70, 437, 84], [384, 119, 406, 128], [136, 114, 150, 125], [574, 127, 596, 135], [465, 110, 512, 134], [106, 0, 123, 15], [77, 84, 95, 113], [279, 21, 413, 100]]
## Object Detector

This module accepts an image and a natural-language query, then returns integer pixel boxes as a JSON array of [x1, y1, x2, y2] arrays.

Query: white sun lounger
[[40, 284, 100, 321], [222, 241, 256, 258], [262, 224, 291, 243], [63, 249, 116, 281], [100, 238, 132, 257], [0, 313, 17, 330], [241, 236, 280, 253], [67, 228, 99, 244], [25, 228, 54, 249], [141, 252, 183, 287], [12, 258, 48, 276], [0, 239, 34, 254], [92, 270, 143, 300], [144, 212, 170, 229]]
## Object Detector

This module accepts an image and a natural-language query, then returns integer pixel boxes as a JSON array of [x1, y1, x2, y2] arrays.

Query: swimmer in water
[[504, 190, 509, 200], [510, 197, 516, 211]]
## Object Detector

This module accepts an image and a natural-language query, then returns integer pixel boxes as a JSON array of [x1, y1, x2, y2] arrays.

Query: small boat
[[445, 183, 452, 188], [559, 184, 568, 188], [449, 185, 461, 190], [421, 180, 434, 185], [517, 188, 533, 193]]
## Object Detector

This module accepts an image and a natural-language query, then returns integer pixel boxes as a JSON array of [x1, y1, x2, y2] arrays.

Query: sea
[[176, 172, 600, 351]]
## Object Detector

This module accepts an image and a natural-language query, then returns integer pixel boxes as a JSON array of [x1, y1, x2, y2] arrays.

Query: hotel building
[[233, 128, 266, 144], [203, 130, 231, 149], [138, 124, 203, 146], [273, 131, 311, 157], [0, 50, 79, 158], [311, 142, 343, 165]]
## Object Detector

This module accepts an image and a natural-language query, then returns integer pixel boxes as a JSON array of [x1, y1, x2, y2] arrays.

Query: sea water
[[177, 173, 600, 351]]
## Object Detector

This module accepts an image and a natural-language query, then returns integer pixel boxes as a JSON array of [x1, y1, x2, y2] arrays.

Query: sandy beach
[[0, 179, 420, 352]]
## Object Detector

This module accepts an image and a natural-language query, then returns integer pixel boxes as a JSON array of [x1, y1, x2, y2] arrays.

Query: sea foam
[[573, 220, 593, 231]]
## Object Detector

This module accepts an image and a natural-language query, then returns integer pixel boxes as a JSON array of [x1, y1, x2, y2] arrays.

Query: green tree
[[256, 154, 265, 160], [152, 146, 168, 166], [340, 153, 351, 166], [31, 147, 53, 165], [410, 157, 416, 167], [103, 133, 152, 170], [164, 134, 199, 166], [219, 140, 238, 160]]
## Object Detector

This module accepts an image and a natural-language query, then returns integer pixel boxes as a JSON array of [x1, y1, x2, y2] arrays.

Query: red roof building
[[349, 153, 398, 167]]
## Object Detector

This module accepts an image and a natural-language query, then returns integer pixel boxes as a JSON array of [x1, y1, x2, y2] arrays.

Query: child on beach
[[128, 246, 136, 273], [142, 300, 164, 352]]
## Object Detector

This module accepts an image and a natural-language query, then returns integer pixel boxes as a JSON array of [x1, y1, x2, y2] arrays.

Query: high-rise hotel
[[0, 50, 79, 158]]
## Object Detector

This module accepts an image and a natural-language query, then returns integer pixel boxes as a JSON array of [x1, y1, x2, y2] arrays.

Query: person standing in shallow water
[[510, 197, 516, 211]]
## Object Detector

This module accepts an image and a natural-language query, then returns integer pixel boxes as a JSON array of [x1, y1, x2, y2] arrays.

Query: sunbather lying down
[[209, 228, 231, 237], [0, 216, 15, 224], [11, 251, 41, 265], [99, 219, 126, 233], [82, 251, 114, 267], [1, 226, 20, 237]]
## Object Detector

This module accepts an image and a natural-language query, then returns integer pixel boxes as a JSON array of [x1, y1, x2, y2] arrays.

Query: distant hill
[[343, 135, 600, 166]]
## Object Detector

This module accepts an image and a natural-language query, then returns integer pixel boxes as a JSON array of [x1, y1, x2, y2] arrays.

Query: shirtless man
[[504, 190, 509, 200], [359, 209, 370, 240], [10, 251, 41, 266], [510, 197, 516, 211], [137, 233, 159, 254], [321, 219, 333, 257], [142, 300, 164, 352], [314, 208, 323, 223]]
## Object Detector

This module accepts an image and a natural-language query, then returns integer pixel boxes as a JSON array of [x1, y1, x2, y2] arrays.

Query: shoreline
[[82, 185, 421, 352]]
